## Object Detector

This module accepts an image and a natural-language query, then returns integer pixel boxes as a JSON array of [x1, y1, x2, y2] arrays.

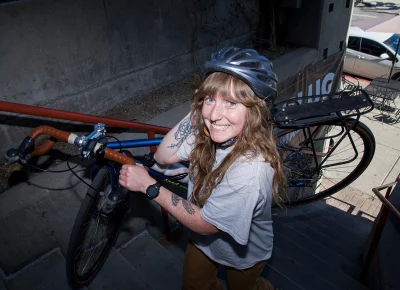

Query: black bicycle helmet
[[202, 46, 278, 104]]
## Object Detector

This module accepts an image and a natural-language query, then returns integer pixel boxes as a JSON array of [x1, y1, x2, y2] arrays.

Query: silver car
[[344, 27, 400, 81]]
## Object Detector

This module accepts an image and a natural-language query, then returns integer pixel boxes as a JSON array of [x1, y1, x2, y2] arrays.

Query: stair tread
[[310, 201, 373, 236], [274, 215, 362, 263], [157, 226, 189, 264], [262, 264, 305, 290], [268, 247, 339, 290], [273, 202, 369, 243], [0, 279, 6, 290], [89, 248, 151, 290], [120, 233, 182, 290], [273, 221, 358, 272], [4, 249, 71, 290], [273, 233, 368, 290]]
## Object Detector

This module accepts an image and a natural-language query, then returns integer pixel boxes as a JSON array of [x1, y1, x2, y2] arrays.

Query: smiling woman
[[120, 46, 285, 290]]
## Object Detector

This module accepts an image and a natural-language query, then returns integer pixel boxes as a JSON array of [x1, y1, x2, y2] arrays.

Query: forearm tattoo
[[167, 116, 192, 148], [172, 193, 195, 215]]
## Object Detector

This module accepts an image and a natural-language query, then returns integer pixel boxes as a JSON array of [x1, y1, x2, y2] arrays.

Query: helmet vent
[[241, 61, 263, 69], [231, 52, 250, 61], [257, 75, 277, 89]]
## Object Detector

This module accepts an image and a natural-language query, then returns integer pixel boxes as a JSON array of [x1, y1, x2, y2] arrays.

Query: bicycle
[[4, 88, 375, 289]]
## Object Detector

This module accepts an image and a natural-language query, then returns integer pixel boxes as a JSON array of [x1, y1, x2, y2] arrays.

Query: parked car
[[344, 26, 400, 81]]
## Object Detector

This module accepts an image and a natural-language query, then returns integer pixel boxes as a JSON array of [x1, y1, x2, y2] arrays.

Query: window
[[347, 37, 360, 51], [383, 33, 400, 52], [360, 38, 388, 58]]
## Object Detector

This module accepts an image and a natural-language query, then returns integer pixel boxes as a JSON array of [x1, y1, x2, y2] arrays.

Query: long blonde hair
[[189, 72, 286, 207]]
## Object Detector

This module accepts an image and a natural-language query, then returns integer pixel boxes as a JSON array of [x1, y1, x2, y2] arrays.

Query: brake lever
[[4, 148, 27, 165], [3, 135, 35, 165]]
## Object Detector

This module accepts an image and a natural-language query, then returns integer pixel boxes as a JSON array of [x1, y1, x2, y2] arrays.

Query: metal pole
[[388, 37, 400, 82]]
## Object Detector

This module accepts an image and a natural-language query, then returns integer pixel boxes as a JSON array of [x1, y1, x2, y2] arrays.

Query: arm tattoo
[[172, 193, 195, 215], [167, 116, 192, 148]]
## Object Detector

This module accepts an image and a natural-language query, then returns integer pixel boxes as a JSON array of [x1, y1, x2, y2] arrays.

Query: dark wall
[[0, 0, 258, 112]]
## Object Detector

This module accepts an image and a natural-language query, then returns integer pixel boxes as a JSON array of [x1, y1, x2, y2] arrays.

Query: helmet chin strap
[[220, 136, 239, 147]]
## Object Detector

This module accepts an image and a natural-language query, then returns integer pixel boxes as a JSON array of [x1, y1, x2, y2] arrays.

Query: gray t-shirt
[[177, 134, 274, 269]]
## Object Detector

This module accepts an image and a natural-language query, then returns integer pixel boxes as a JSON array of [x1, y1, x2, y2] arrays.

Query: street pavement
[[352, 1, 400, 23]]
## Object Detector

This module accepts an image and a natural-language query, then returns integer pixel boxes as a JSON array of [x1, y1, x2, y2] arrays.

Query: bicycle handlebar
[[9, 125, 135, 166]]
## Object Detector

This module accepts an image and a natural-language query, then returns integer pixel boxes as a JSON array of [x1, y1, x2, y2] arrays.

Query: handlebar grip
[[103, 148, 135, 165]]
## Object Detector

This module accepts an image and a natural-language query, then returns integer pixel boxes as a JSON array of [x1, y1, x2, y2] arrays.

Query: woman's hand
[[119, 164, 156, 193]]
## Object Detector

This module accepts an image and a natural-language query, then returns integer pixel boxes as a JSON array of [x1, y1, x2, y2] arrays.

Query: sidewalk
[[324, 75, 400, 223]]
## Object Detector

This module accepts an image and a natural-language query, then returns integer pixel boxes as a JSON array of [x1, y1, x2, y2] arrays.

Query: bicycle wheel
[[66, 167, 129, 289], [275, 119, 375, 206]]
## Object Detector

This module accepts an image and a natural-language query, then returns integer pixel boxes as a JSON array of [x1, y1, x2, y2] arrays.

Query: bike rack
[[0, 100, 175, 241]]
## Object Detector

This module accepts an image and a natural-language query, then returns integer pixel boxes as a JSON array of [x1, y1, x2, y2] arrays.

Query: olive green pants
[[182, 242, 274, 290]]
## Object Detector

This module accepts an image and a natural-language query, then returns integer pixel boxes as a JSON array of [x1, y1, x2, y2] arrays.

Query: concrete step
[[119, 232, 183, 290], [115, 194, 179, 249], [3, 249, 71, 290], [1, 236, 179, 290], [89, 248, 151, 290], [156, 225, 189, 264], [0, 161, 90, 275], [273, 232, 368, 290]]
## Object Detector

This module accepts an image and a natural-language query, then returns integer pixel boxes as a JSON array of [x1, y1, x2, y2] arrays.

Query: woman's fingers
[[119, 164, 150, 192]]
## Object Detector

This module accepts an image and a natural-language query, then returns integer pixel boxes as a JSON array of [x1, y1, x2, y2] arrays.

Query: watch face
[[147, 183, 160, 199]]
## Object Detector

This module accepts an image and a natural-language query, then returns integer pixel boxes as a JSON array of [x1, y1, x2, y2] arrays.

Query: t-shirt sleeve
[[200, 162, 261, 245], [176, 133, 196, 161]]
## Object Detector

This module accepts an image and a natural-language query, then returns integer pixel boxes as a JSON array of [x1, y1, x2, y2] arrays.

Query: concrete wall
[[282, 0, 352, 58], [281, 0, 323, 48], [0, 0, 257, 112], [317, 0, 353, 57]]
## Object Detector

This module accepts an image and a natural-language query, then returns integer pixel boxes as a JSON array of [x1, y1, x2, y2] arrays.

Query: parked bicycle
[[4, 87, 375, 289]]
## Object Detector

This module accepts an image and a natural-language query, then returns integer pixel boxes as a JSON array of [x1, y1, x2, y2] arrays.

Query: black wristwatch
[[145, 182, 161, 200]]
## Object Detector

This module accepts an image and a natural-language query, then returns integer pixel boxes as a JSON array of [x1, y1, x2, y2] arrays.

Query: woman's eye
[[205, 97, 214, 103], [227, 101, 236, 107]]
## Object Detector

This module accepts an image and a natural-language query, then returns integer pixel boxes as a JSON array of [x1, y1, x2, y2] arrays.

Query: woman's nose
[[210, 102, 224, 121]]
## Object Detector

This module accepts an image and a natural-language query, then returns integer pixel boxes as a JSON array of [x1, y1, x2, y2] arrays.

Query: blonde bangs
[[195, 72, 258, 107]]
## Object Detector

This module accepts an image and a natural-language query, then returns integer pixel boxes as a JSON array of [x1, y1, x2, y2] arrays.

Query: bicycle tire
[[275, 119, 375, 206], [66, 167, 129, 289]]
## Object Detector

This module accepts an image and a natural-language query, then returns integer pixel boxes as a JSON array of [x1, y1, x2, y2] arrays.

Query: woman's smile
[[211, 124, 230, 131]]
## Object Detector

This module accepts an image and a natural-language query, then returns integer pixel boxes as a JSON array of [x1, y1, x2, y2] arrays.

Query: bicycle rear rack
[[272, 89, 374, 128]]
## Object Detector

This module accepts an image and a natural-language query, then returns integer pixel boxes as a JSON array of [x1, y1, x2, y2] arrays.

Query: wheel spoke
[[276, 121, 374, 205]]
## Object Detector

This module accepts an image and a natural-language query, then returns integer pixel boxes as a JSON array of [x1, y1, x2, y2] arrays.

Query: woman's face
[[202, 92, 247, 144]]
